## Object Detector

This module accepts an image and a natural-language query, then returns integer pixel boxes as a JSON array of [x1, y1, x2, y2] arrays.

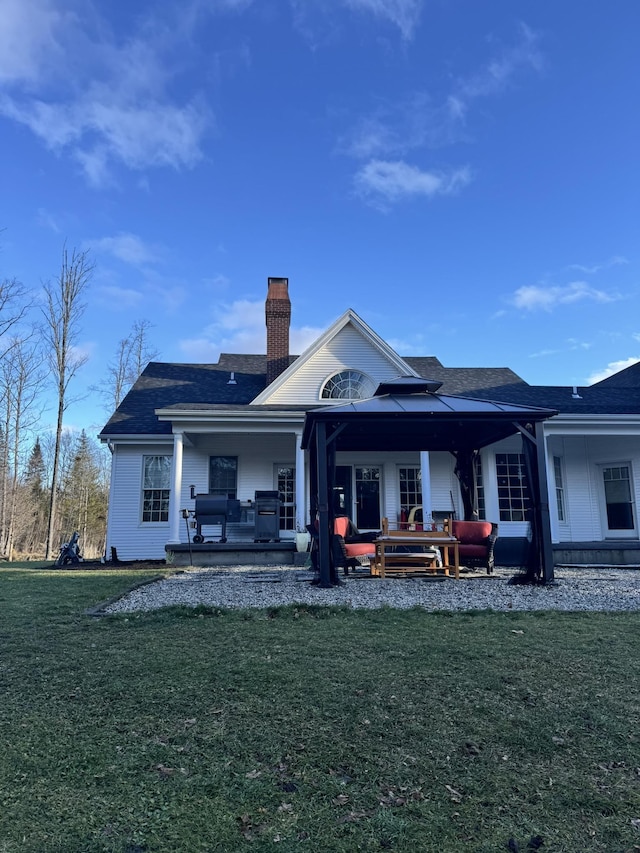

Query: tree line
[[1, 244, 158, 561]]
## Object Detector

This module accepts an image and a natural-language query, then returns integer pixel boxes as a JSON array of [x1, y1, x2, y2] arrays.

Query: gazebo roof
[[301, 376, 558, 452]]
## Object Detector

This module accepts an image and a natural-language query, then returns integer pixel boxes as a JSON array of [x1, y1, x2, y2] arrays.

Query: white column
[[295, 429, 306, 531], [544, 432, 559, 543], [168, 431, 184, 543], [420, 450, 432, 522]]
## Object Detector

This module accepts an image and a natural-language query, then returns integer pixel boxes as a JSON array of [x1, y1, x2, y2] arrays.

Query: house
[[99, 277, 640, 566]]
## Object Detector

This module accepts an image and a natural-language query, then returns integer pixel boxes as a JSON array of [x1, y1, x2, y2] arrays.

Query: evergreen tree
[[19, 438, 48, 555], [59, 431, 108, 558], [25, 437, 46, 497]]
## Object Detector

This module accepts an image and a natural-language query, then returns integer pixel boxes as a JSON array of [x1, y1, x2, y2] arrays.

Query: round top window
[[321, 370, 374, 400]]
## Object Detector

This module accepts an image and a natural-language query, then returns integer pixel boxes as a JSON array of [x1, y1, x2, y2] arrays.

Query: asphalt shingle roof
[[99, 352, 640, 438]]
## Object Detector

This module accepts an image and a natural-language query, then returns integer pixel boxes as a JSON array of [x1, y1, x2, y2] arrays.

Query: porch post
[[545, 438, 559, 544], [294, 428, 306, 532], [168, 430, 184, 543], [420, 451, 432, 522], [535, 421, 555, 584]]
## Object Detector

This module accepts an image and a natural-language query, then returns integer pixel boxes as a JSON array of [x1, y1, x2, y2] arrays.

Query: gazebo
[[301, 377, 558, 588]]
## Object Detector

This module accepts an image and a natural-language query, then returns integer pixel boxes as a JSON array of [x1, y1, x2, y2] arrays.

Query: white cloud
[[179, 299, 323, 361], [344, 0, 423, 40], [588, 357, 640, 385], [0, 0, 213, 185], [355, 159, 471, 207], [0, 0, 69, 84], [36, 207, 61, 233], [202, 274, 231, 292], [566, 338, 592, 351], [95, 285, 145, 310], [290, 0, 423, 42], [568, 256, 628, 275], [343, 23, 542, 161], [511, 281, 618, 312], [291, 325, 325, 354], [453, 23, 542, 111], [529, 348, 560, 359], [340, 23, 542, 205], [88, 233, 164, 266], [340, 93, 455, 160]]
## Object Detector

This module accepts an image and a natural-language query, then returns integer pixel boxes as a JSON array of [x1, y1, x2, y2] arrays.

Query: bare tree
[[94, 318, 160, 414], [0, 335, 46, 559], [41, 246, 94, 559], [127, 319, 159, 386], [0, 277, 30, 358]]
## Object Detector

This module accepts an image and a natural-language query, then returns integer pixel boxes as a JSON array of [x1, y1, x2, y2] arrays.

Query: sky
[[0, 0, 639, 437]]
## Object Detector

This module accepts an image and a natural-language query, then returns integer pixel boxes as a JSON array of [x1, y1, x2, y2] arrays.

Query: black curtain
[[453, 449, 479, 521]]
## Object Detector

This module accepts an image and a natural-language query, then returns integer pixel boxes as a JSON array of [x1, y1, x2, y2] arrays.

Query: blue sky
[[1, 0, 638, 434]]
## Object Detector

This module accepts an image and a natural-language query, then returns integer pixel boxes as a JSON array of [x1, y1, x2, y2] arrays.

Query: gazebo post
[[519, 422, 555, 584], [315, 422, 332, 588]]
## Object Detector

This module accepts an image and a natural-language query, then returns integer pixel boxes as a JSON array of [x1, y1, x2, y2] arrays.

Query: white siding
[[562, 437, 598, 541], [266, 325, 406, 405], [107, 442, 173, 560], [429, 452, 459, 518], [186, 433, 298, 503]]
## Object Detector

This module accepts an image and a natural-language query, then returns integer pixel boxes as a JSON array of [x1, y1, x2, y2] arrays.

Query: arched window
[[321, 370, 374, 400]]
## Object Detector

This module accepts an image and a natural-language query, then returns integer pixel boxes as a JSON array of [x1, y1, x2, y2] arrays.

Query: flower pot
[[295, 531, 310, 553]]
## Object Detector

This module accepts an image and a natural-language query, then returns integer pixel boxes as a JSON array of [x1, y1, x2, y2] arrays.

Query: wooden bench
[[369, 551, 447, 577], [371, 519, 459, 579]]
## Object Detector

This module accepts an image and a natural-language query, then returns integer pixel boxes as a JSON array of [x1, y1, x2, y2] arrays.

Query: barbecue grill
[[190, 486, 241, 543], [253, 490, 281, 542]]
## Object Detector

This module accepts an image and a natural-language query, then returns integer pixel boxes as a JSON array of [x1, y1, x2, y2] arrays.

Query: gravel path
[[103, 566, 640, 614]]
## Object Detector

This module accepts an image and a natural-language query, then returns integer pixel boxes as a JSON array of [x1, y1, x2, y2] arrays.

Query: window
[[399, 466, 422, 516], [209, 456, 237, 497], [142, 455, 171, 522], [553, 456, 566, 522], [495, 453, 530, 522], [321, 370, 374, 400], [602, 465, 635, 531], [276, 466, 295, 531]]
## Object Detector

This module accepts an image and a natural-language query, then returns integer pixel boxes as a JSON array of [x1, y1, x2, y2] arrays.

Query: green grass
[[1, 567, 639, 852]]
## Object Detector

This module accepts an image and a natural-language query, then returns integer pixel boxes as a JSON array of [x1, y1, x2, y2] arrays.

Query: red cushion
[[345, 543, 375, 557], [334, 517, 349, 537], [451, 521, 492, 544], [458, 544, 488, 558]]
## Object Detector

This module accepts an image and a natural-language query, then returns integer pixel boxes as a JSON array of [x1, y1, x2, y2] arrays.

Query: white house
[[99, 277, 640, 566]]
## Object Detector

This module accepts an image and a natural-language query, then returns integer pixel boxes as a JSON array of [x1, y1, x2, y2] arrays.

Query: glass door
[[334, 466, 353, 518], [355, 466, 381, 530], [600, 464, 637, 538]]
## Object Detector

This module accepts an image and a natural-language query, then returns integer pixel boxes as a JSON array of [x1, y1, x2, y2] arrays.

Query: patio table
[[373, 533, 460, 580]]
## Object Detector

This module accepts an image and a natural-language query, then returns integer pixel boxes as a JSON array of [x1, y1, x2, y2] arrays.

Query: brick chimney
[[265, 276, 291, 385]]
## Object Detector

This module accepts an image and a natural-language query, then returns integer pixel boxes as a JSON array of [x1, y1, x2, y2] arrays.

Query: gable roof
[[592, 360, 640, 388], [250, 309, 419, 404]]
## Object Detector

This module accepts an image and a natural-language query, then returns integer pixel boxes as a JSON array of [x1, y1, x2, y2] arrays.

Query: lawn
[[0, 566, 639, 853]]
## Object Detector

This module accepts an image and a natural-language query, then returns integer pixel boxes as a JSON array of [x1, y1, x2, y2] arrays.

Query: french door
[[335, 465, 381, 529], [600, 464, 637, 538]]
